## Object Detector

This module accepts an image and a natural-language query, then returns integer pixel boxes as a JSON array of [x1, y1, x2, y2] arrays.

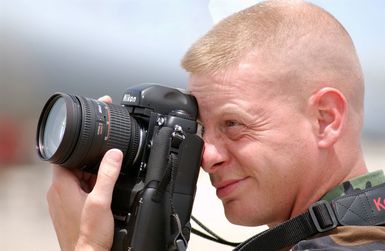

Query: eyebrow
[[198, 104, 259, 125], [217, 104, 257, 119]]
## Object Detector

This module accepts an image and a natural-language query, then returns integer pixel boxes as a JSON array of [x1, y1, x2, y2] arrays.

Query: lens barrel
[[36, 93, 142, 173]]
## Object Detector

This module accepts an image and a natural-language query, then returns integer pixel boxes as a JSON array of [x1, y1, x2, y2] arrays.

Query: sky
[[1, 0, 384, 137]]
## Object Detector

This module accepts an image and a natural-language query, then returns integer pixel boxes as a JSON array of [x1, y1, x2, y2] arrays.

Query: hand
[[48, 149, 123, 251], [46, 96, 122, 251]]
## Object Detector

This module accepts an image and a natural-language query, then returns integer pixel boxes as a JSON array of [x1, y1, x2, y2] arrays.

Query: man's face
[[189, 62, 319, 226]]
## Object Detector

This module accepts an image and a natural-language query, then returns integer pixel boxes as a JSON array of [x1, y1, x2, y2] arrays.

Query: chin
[[223, 201, 266, 226]]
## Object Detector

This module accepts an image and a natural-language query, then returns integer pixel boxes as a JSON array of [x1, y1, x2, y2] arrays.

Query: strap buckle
[[170, 214, 187, 251], [309, 200, 338, 232]]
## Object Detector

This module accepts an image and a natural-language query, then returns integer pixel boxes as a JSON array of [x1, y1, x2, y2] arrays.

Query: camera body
[[111, 84, 203, 251], [36, 84, 203, 251]]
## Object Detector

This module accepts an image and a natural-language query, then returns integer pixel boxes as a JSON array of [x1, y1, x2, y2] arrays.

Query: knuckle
[[87, 195, 109, 210]]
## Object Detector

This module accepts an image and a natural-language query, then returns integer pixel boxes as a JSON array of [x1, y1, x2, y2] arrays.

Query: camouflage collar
[[322, 170, 385, 202]]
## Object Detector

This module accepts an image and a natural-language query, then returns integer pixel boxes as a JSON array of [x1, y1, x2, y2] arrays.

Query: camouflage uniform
[[292, 170, 385, 251]]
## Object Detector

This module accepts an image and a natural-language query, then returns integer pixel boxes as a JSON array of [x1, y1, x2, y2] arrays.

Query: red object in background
[[0, 115, 21, 166]]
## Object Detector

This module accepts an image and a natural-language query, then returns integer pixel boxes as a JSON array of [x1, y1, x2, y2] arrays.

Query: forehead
[[188, 66, 278, 104], [188, 74, 274, 122], [187, 53, 307, 113], [187, 60, 306, 124]]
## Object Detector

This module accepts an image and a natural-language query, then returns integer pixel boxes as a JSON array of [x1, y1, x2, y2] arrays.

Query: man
[[47, 1, 385, 250]]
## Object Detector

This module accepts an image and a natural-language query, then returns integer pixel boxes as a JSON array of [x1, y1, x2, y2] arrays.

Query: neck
[[289, 148, 368, 220]]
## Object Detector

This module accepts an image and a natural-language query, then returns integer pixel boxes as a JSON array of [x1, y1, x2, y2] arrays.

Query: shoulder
[[291, 226, 385, 251]]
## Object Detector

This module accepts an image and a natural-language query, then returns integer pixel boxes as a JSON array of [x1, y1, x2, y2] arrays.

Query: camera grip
[[145, 126, 173, 184]]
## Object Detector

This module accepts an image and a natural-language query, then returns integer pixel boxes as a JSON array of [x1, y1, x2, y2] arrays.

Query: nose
[[201, 138, 227, 173]]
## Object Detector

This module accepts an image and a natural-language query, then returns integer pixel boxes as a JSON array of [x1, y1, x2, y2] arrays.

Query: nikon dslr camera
[[36, 84, 204, 251]]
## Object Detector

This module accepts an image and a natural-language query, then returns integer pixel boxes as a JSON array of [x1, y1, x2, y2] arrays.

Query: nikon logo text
[[123, 94, 137, 103]]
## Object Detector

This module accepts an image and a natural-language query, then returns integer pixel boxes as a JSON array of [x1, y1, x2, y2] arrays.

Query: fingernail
[[98, 95, 112, 102], [106, 149, 123, 164]]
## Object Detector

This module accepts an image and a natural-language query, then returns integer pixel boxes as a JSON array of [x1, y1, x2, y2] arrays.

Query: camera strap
[[170, 213, 188, 251], [152, 151, 189, 251], [167, 153, 188, 251], [233, 182, 385, 251]]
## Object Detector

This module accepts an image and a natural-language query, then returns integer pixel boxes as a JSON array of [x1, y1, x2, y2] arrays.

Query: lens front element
[[42, 97, 67, 159]]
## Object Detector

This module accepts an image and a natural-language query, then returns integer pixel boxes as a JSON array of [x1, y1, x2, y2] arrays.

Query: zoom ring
[[107, 104, 142, 167], [106, 104, 132, 157]]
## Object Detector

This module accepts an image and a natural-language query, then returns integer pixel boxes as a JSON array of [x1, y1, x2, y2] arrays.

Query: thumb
[[91, 149, 123, 204]]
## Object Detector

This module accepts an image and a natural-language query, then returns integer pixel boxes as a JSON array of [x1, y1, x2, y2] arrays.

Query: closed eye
[[223, 120, 246, 140], [225, 120, 242, 127]]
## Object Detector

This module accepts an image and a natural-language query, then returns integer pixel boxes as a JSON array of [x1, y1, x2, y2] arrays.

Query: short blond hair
[[182, 0, 364, 117]]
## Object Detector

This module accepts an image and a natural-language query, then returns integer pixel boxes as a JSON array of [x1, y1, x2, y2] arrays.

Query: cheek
[[228, 140, 273, 179], [230, 130, 314, 181], [266, 129, 318, 189]]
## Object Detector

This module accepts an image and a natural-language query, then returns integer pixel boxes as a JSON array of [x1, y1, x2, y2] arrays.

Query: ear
[[308, 87, 348, 148]]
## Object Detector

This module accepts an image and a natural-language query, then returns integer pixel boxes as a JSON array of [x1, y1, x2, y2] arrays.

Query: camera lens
[[36, 93, 143, 173]]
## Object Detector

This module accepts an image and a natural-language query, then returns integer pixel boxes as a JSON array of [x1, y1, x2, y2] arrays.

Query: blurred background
[[0, 0, 384, 250]]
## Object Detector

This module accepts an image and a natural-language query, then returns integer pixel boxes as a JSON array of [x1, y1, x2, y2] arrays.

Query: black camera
[[36, 84, 204, 251]]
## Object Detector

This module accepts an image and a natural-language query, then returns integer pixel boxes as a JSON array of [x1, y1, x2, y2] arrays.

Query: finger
[[98, 95, 112, 103], [52, 164, 79, 185], [50, 165, 88, 198], [70, 170, 96, 192], [91, 149, 123, 204]]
